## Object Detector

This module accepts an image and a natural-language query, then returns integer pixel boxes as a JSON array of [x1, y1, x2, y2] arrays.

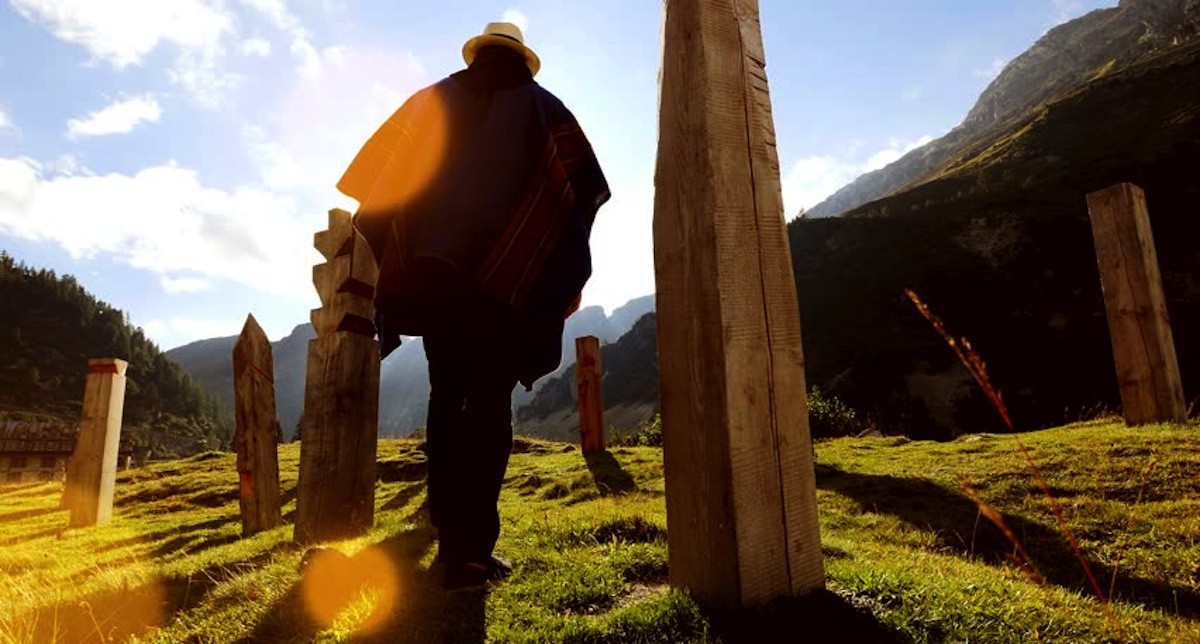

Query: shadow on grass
[[244, 510, 487, 643], [12, 548, 285, 643], [0, 505, 65, 523], [584, 451, 638, 497], [709, 590, 905, 643], [380, 482, 426, 513], [815, 463, 1200, 619]]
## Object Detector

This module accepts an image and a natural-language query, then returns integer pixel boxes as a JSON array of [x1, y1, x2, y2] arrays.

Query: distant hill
[[0, 252, 232, 456], [168, 294, 656, 439], [789, 35, 1200, 437], [515, 312, 660, 441], [508, 10, 1200, 439], [807, 0, 1200, 218]]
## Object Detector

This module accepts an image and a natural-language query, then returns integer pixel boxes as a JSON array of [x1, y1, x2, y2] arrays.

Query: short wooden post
[[1086, 183, 1186, 425], [233, 313, 283, 536], [63, 358, 128, 528], [576, 336, 605, 453], [294, 208, 382, 545], [653, 0, 825, 609]]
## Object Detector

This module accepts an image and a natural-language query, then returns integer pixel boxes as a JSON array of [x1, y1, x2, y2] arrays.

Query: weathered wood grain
[[1086, 183, 1186, 425], [575, 336, 606, 453], [63, 358, 128, 528], [653, 0, 825, 609], [233, 313, 283, 537], [294, 210, 382, 545]]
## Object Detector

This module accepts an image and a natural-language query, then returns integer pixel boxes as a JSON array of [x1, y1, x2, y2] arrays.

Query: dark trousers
[[423, 331, 519, 564]]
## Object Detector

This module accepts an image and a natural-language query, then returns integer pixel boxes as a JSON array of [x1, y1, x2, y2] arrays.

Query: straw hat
[[462, 22, 541, 77]]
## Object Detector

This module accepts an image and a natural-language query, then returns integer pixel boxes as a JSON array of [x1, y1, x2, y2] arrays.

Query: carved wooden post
[[63, 358, 128, 528], [234, 313, 283, 536], [294, 208, 382, 545], [1086, 183, 1186, 425], [653, 0, 825, 609], [576, 336, 605, 453]]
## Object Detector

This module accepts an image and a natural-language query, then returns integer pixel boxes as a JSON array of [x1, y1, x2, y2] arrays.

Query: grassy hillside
[[0, 252, 232, 455], [788, 37, 1200, 439], [1, 420, 1197, 642]]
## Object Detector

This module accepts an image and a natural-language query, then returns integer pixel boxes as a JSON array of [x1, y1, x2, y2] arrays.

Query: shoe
[[441, 555, 512, 591]]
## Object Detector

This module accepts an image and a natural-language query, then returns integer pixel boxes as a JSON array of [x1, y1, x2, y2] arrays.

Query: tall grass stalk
[[904, 288, 1120, 637]]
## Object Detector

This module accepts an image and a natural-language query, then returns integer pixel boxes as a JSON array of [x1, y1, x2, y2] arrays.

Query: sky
[[0, 0, 1117, 351]]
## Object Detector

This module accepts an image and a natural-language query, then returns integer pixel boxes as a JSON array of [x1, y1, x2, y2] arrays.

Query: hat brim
[[462, 34, 541, 77]]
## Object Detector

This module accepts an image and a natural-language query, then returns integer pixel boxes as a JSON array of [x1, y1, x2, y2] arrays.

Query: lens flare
[[299, 546, 399, 635], [338, 89, 450, 216]]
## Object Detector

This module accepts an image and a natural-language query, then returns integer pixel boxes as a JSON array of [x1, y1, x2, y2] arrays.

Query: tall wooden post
[[63, 358, 128, 528], [1086, 183, 1186, 425], [653, 0, 825, 609], [294, 208, 382, 545], [233, 314, 283, 537], [576, 336, 605, 453]]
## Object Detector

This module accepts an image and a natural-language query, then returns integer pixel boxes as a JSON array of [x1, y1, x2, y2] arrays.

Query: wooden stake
[[653, 0, 825, 609], [1086, 183, 1186, 425], [576, 336, 605, 453], [233, 313, 283, 537], [63, 358, 128, 528], [294, 208, 382, 545]]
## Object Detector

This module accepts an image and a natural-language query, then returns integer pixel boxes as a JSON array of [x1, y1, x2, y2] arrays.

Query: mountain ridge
[[806, 0, 1200, 218]]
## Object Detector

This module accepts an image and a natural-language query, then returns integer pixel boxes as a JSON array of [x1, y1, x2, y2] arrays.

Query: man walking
[[336, 22, 610, 590]]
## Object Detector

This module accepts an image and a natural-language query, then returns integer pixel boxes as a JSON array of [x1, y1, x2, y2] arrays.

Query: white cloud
[[781, 156, 861, 218], [863, 136, 934, 173], [168, 44, 243, 108], [246, 46, 429, 213], [240, 37, 272, 57], [160, 275, 212, 293], [580, 177, 655, 315], [66, 94, 162, 139], [781, 135, 934, 216], [973, 57, 1008, 81], [1051, 0, 1084, 24], [243, 125, 303, 190], [0, 157, 316, 300], [901, 87, 923, 102], [238, 0, 346, 79], [0, 105, 12, 132], [9, 0, 233, 68], [142, 316, 244, 349], [46, 154, 91, 176], [502, 8, 530, 35]]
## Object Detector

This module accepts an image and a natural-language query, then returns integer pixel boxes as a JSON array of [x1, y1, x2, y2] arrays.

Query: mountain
[[0, 252, 233, 456], [806, 0, 1200, 218], [168, 294, 657, 440], [515, 312, 660, 441], [506, 8, 1200, 440], [788, 35, 1200, 438]]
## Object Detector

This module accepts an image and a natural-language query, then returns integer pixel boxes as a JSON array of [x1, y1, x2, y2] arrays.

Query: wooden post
[[576, 336, 605, 453], [294, 208, 382, 545], [63, 358, 128, 528], [233, 313, 283, 537], [1086, 183, 1186, 425], [653, 0, 825, 609]]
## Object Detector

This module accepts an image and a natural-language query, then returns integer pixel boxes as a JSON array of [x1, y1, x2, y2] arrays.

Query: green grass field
[[0, 419, 1197, 643]]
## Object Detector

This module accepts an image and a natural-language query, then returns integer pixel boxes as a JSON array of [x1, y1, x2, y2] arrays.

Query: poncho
[[336, 72, 610, 388]]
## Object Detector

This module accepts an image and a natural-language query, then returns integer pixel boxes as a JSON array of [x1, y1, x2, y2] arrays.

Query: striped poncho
[[336, 72, 610, 387]]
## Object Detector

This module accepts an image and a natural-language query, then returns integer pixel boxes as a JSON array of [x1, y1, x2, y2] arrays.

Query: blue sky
[[0, 0, 1115, 350]]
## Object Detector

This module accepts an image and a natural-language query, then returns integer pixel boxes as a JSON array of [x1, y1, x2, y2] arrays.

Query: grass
[[0, 421, 1197, 642]]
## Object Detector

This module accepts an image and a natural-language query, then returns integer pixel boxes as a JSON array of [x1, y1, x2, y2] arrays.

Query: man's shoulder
[[530, 83, 574, 121]]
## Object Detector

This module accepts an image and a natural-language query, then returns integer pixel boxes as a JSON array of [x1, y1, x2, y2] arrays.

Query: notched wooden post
[[653, 0, 825, 609], [294, 208, 382, 545], [234, 313, 283, 536], [576, 336, 605, 453], [63, 358, 128, 528], [1085, 182, 1186, 425]]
